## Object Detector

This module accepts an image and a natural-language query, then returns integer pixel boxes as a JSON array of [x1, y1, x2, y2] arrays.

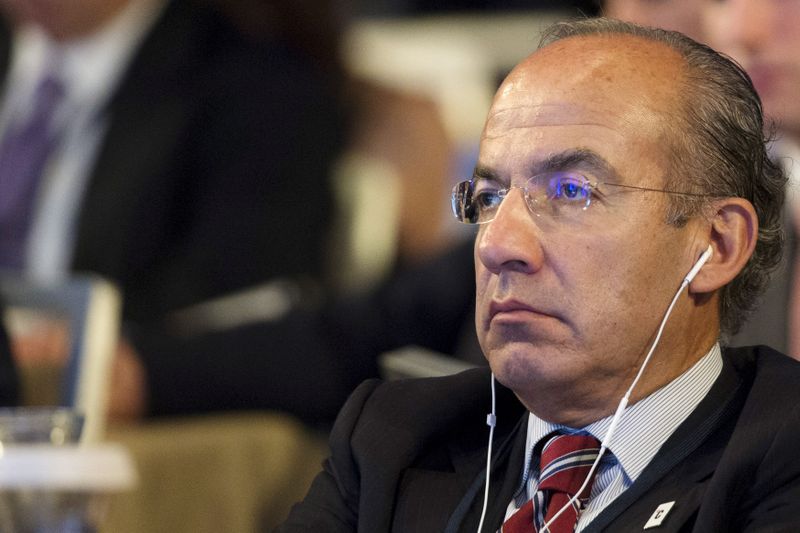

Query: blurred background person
[[0, 0, 351, 408], [602, 0, 704, 40], [0, 0, 344, 324], [702, 0, 800, 357]]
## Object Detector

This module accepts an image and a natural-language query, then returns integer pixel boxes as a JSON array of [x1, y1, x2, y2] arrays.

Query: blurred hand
[[107, 337, 147, 422]]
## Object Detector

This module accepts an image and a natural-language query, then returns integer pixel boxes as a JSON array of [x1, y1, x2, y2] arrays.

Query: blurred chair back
[[380, 345, 477, 380], [0, 273, 121, 443]]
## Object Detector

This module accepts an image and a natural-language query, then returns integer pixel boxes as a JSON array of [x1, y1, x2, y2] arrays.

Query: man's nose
[[476, 188, 544, 275]]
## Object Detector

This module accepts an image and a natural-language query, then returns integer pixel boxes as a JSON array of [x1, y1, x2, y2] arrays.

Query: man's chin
[[485, 343, 562, 388]]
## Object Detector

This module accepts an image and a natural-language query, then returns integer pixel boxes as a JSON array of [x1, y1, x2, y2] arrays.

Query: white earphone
[[685, 245, 714, 284]]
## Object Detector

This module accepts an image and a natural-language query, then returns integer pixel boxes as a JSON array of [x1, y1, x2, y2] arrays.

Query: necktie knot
[[501, 433, 601, 533], [538, 433, 601, 501]]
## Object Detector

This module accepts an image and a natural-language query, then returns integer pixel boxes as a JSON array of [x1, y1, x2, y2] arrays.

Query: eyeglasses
[[451, 171, 715, 224]]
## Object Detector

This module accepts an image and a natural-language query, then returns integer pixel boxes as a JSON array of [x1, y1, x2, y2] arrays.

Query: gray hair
[[538, 17, 786, 336]]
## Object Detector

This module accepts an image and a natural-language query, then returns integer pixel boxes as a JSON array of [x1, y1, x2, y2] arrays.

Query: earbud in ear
[[684, 245, 713, 284]]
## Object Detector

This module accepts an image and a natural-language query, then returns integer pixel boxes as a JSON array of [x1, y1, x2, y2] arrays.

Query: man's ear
[[689, 198, 758, 294]]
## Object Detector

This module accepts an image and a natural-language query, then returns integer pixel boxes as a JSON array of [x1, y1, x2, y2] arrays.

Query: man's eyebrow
[[536, 149, 618, 178], [472, 149, 621, 182], [472, 165, 499, 182]]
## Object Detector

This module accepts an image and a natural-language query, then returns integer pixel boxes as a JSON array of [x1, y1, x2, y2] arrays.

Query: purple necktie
[[0, 71, 66, 269]]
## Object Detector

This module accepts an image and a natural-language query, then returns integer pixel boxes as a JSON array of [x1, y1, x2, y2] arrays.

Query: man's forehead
[[528, 32, 682, 69], [483, 102, 628, 139]]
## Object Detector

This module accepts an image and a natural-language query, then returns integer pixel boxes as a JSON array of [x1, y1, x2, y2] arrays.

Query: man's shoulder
[[723, 344, 800, 394], [330, 368, 522, 459], [322, 369, 495, 486], [703, 345, 800, 529], [722, 344, 800, 436]]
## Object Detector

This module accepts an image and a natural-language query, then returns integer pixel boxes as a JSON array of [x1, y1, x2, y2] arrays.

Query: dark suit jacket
[[0, 0, 343, 322], [278, 345, 800, 532]]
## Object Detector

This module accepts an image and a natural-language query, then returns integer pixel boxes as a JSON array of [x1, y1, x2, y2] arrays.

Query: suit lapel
[[585, 352, 746, 532], [387, 379, 528, 533], [478, 414, 530, 531], [444, 410, 528, 532]]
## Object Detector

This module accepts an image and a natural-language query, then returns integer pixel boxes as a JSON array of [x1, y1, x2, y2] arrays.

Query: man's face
[[703, 0, 800, 140], [474, 35, 708, 426]]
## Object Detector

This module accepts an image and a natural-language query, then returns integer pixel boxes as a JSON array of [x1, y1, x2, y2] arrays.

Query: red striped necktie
[[501, 433, 601, 533]]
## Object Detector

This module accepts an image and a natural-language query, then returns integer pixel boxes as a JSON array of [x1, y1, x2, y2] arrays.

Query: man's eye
[[549, 177, 588, 201], [474, 189, 502, 209]]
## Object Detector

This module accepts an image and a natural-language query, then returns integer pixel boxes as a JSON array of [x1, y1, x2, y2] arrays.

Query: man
[[701, 0, 800, 357], [0, 0, 341, 322], [278, 18, 798, 532]]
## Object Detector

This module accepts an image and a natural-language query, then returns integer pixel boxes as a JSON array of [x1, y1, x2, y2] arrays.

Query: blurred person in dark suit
[[0, 0, 346, 400], [0, 0, 343, 323]]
